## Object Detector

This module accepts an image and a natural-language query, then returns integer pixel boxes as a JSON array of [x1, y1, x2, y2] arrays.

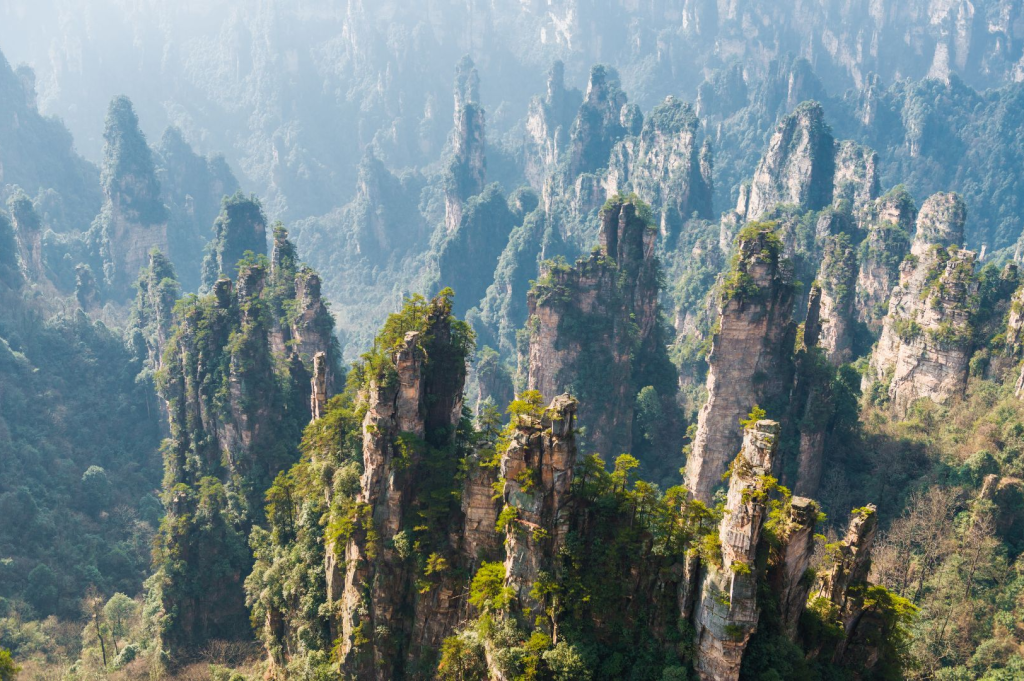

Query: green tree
[[0, 649, 20, 681], [103, 593, 137, 656]]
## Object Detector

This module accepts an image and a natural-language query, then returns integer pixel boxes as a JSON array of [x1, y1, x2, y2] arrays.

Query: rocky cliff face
[[606, 97, 714, 243], [436, 184, 517, 317], [335, 295, 469, 678], [524, 198, 659, 459], [816, 233, 858, 366], [501, 394, 577, 616], [855, 186, 917, 328], [93, 96, 170, 301], [694, 420, 780, 681], [524, 61, 582, 191], [685, 227, 795, 502], [201, 193, 268, 290], [444, 59, 487, 234], [868, 192, 977, 416], [811, 506, 880, 666], [155, 126, 240, 291], [739, 102, 836, 223], [770, 496, 821, 637], [832, 140, 880, 207], [566, 65, 628, 180]]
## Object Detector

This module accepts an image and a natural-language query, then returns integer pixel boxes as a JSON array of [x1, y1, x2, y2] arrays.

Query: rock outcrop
[[524, 61, 582, 190], [605, 97, 714, 242], [310, 351, 328, 421], [201, 192, 268, 290], [127, 249, 180, 374], [336, 296, 469, 678], [855, 186, 917, 328], [685, 227, 795, 502], [693, 420, 779, 681], [501, 394, 578, 615], [523, 198, 659, 458], [566, 65, 629, 180], [832, 141, 880, 207], [868, 193, 977, 416], [739, 102, 836, 223], [811, 505, 879, 665], [94, 96, 170, 300], [444, 59, 486, 234], [155, 126, 240, 291], [153, 239, 336, 657], [816, 233, 858, 366], [7, 191, 46, 285], [771, 496, 820, 637], [436, 184, 516, 317]]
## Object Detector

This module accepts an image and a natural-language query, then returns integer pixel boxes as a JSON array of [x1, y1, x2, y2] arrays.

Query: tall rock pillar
[[693, 420, 780, 681], [685, 227, 794, 501]]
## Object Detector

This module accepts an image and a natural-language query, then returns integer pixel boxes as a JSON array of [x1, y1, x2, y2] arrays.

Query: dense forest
[[5, 1, 1024, 680]]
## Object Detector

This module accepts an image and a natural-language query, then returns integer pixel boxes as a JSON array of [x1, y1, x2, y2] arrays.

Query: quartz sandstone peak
[[605, 96, 714, 241], [741, 101, 836, 222], [501, 394, 578, 615], [685, 227, 794, 502], [693, 420, 779, 681], [868, 192, 976, 416], [525, 198, 658, 458]]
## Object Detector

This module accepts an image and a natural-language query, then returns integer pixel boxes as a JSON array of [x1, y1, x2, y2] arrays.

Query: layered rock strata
[[771, 496, 820, 636], [336, 301, 467, 679]]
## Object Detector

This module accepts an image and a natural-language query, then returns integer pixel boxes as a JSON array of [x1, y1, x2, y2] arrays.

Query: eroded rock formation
[[694, 420, 779, 681], [95, 96, 170, 300], [868, 192, 977, 416], [336, 297, 468, 678], [201, 193, 268, 289], [739, 102, 835, 223], [445, 59, 486, 234], [606, 96, 714, 242], [856, 186, 917, 328], [816, 234, 858, 366], [501, 394, 578, 615], [685, 228, 795, 501], [524, 61, 582, 190], [524, 198, 659, 458], [771, 496, 820, 636]]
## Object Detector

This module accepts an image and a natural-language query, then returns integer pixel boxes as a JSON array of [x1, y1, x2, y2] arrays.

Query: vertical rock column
[[310, 351, 328, 422], [868, 192, 977, 416], [685, 228, 794, 501], [337, 331, 427, 678], [501, 395, 578, 620], [810, 505, 879, 664], [693, 420, 780, 681], [524, 198, 657, 459], [444, 59, 486, 233], [855, 187, 916, 329], [771, 496, 820, 636], [816, 234, 858, 366]]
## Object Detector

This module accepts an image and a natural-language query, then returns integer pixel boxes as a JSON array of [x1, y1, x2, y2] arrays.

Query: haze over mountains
[[3, 1, 1024, 680]]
